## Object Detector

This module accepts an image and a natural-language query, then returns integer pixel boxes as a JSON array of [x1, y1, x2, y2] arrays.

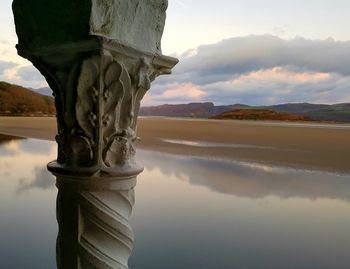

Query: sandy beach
[[0, 116, 349, 173]]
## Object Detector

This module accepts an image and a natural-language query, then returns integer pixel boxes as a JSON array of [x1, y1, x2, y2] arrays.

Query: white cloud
[[0, 63, 48, 89], [0, 60, 17, 75], [175, 0, 188, 8], [144, 83, 206, 105]]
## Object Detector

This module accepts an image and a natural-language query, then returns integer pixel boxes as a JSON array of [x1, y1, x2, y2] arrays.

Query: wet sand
[[0, 116, 349, 173]]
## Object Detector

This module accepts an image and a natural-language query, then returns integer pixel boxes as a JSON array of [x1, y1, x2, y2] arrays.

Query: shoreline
[[0, 116, 349, 174]]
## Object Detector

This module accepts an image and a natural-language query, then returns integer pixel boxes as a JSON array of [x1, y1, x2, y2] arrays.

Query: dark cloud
[[177, 35, 350, 82], [148, 35, 350, 105], [0, 60, 17, 75], [16, 65, 45, 82]]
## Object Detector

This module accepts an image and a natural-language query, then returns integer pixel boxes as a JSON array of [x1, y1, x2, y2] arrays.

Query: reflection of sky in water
[[137, 150, 350, 201], [0, 136, 57, 269], [161, 138, 310, 153], [0, 135, 350, 268], [133, 152, 350, 269]]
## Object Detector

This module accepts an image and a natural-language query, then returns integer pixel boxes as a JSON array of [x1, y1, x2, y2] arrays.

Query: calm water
[[1, 135, 350, 269]]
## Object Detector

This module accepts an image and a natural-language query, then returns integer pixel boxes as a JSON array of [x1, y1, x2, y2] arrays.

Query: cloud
[[147, 35, 350, 105], [180, 35, 350, 80], [0, 63, 48, 89], [0, 60, 17, 75], [148, 83, 207, 104], [272, 26, 288, 36], [0, 40, 9, 45], [175, 0, 188, 8], [16, 65, 45, 82], [16, 165, 55, 194]]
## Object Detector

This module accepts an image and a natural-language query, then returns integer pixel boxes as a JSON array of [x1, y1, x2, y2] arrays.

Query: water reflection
[[0, 135, 57, 269], [132, 153, 350, 269], [0, 134, 23, 156], [0, 134, 22, 144], [0, 135, 56, 195], [138, 150, 350, 201], [16, 166, 55, 194], [0, 135, 350, 269], [161, 138, 310, 153]]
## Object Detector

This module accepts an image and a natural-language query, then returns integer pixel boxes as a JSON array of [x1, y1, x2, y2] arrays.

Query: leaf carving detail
[[76, 58, 99, 139], [75, 55, 144, 167], [103, 61, 125, 143], [118, 67, 133, 130]]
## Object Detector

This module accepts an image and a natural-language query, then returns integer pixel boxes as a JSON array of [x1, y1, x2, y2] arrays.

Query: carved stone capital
[[44, 48, 177, 186], [14, 41, 177, 189], [13, 0, 178, 188]]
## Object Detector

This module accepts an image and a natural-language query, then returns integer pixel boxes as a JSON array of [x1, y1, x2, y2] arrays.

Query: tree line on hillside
[[0, 81, 55, 116]]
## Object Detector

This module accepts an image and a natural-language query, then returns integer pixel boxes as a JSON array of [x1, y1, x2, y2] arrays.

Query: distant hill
[[140, 102, 218, 117], [0, 81, 55, 116], [29, 86, 52, 96], [211, 109, 312, 121], [268, 103, 350, 122], [1, 81, 349, 122], [139, 102, 249, 118], [140, 102, 350, 123]]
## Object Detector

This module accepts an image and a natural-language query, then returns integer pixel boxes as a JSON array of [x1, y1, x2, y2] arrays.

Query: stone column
[[12, 1, 178, 268]]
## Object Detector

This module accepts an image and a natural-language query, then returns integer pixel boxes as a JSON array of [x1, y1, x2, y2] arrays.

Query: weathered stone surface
[[13, 0, 168, 54], [90, 0, 168, 54], [12, 0, 92, 49]]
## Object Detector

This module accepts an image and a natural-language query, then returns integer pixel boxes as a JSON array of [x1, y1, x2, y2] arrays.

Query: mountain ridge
[[140, 102, 350, 122], [1, 81, 349, 122]]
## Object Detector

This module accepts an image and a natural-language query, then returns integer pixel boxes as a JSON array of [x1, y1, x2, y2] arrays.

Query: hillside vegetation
[[211, 109, 312, 121], [0, 81, 55, 116]]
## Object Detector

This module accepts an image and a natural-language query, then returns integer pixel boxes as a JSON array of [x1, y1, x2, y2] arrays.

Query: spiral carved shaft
[[56, 187, 135, 269]]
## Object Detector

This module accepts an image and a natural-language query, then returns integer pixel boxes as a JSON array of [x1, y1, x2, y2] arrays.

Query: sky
[[1, 0, 350, 105]]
